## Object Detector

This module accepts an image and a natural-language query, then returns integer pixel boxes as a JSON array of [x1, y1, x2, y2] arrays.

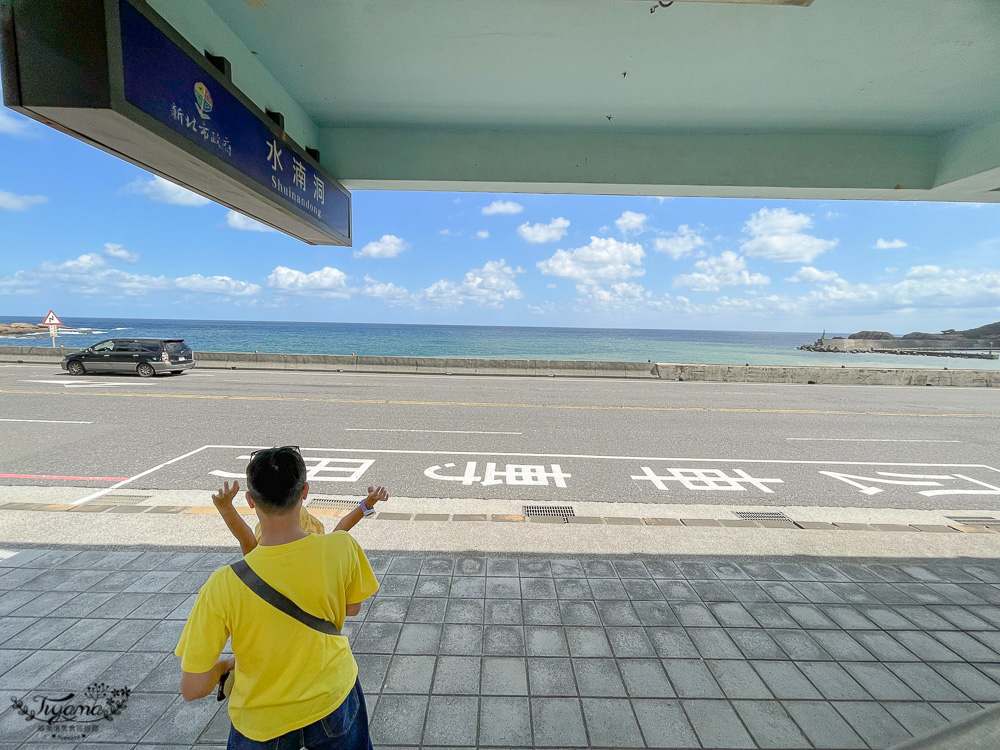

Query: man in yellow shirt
[[175, 446, 380, 749]]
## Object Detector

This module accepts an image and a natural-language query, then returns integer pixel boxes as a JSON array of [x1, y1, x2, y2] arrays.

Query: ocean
[[1, 316, 998, 370]]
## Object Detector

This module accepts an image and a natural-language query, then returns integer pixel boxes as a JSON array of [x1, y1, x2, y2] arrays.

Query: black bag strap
[[230, 560, 342, 636]]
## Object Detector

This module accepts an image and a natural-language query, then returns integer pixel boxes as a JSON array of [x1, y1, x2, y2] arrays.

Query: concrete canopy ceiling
[[150, 0, 1000, 201]]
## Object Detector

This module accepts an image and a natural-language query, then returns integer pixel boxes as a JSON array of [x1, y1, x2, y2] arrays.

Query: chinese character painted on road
[[267, 139, 283, 172], [820, 470, 1000, 497], [632, 467, 783, 493], [292, 157, 307, 191], [425, 462, 571, 488], [313, 174, 325, 204], [212, 456, 373, 483]]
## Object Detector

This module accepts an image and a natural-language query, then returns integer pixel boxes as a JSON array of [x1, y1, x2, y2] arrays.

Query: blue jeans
[[227, 678, 372, 750]]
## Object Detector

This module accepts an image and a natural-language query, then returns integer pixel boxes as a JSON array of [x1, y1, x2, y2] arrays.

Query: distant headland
[[0, 322, 56, 336], [800, 322, 1000, 360]]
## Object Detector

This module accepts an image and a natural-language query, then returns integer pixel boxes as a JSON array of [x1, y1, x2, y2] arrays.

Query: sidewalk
[[0, 546, 999, 749]]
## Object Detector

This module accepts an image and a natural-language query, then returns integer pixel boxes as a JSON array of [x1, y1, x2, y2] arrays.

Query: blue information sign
[[117, 0, 349, 240]]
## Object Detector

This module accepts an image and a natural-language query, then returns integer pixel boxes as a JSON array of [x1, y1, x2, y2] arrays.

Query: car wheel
[[67, 360, 85, 376], [137, 362, 156, 378]]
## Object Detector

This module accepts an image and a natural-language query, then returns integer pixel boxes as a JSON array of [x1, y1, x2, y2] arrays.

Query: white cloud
[[475, 230, 489, 239], [439, 228, 458, 236], [481, 200, 524, 215], [537, 236, 645, 283], [577, 281, 647, 307], [885, 267, 898, 273], [517, 217, 570, 244], [0, 190, 48, 212], [673, 252, 770, 291], [41, 254, 107, 273], [420, 260, 523, 308], [654, 225, 707, 260], [103, 243, 139, 263], [906, 265, 941, 278], [125, 175, 211, 206], [267, 266, 349, 297], [547, 283, 557, 289], [615, 211, 649, 236], [360, 277, 410, 302], [740, 207, 837, 263], [353, 234, 409, 259], [225, 211, 276, 232], [786, 266, 840, 283], [874, 238, 908, 249], [175, 274, 261, 296], [0, 109, 32, 137]]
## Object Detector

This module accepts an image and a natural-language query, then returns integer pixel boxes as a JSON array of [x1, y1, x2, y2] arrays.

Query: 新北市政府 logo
[[194, 82, 213, 119], [11, 682, 131, 742]]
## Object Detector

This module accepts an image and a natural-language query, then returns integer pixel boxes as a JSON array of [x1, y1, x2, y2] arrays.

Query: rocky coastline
[[799, 323, 1000, 360], [0, 322, 62, 336]]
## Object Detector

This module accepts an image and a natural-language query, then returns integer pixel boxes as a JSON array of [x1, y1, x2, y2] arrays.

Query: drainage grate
[[947, 516, 998, 526], [90, 494, 151, 506], [734, 511, 792, 522], [307, 498, 358, 509], [523, 505, 576, 522]]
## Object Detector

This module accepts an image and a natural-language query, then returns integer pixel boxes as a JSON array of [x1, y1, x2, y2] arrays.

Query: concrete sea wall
[[2, 346, 999, 386]]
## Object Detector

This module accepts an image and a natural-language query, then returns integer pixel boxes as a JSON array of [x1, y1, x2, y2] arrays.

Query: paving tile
[[378, 575, 417, 597], [478, 696, 531, 746], [933, 606, 994, 630], [618, 658, 674, 697], [383, 654, 436, 693], [573, 658, 627, 697], [894, 605, 959, 630], [554, 578, 593, 600], [565, 627, 612, 657], [706, 659, 772, 699], [781, 602, 838, 628], [44, 618, 117, 650], [355, 653, 391, 694], [455, 556, 486, 576], [8, 591, 75, 617], [525, 626, 569, 657], [932, 630, 1000, 662], [751, 661, 822, 700], [606, 627, 656, 657], [136, 652, 184, 692], [886, 662, 971, 701], [613, 560, 651, 578], [797, 662, 871, 700], [78, 692, 176, 744], [131, 620, 186, 652], [483, 625, 525, 656], [352, 621, 403, 653], [406, 597, 447, 623], [386, 556, 423, 575], [433, 655, 481, 695], [928, 583, 989, 605], [421, 557, 456, 576], [596, 602, 642, 628], [932, 701, 983, 720], [141, 694, 221, 745], [522, 600, 561, 625], [682, 699, 755, 748], [643, 559, 683, 579], [889, 630, 962, 662], [728, 628, 786, 660], [823, 582, 880, 604], [369, 694, 428, 746], [725, 581, 774, 602], [395, 623, 442, 654], [656, 580, 699, 601], [783, 700, 866, 749], [56, 592, 116, 618], [818, 604, 877, 629], [528, 657, 576, 696], [809, 630, 875, 661], [518, 558, 552, 577], [413, 575, 451, 598], [485, 599, 523, 625], [98, 651, 169, 690], [2, 615, 73, 649], [0, 568, 45, 591], [862, 582, 917, 605], [617, 578, 664, 602], [769, 629, 830, 661], [707, 561, 751, 580], [793, 581, 846, 604], [558, 601, 602, 625], [631, 601, 679, 627], [834, 701, 912, 748], [157, 571, 211, 594], [969, 605, 1000, 628], [423, 695, 479, 746], [884, 701, 951, 738], [745, 602, 798, 628], [647, 627, 699, 658], [487, 558, 518, 577], [849, 629, 919, 661], [127, 593, 191, 620], [531, 697, 587, 747], [709, 602, 759, 628], [486, 577, 521, 599], [367, 596, 410, 623], [449, 576, 486, 598], [856, 604, 914, 629], [581, 697, 644, 748], [549, 558, 586, 578], [582, 559, 617, 578], [690, 580, 736, 602], [671, 602, 720, 627], [761, 581, 809, 603], [439, 624, 483, 655], [89, 618, 157, 651], [89, 593, 154, 619], [520, 577, 557, 600], [662, 659, 723, 698], [684, 627, 741, 660], [841, 662, 921, 700], [481, 657, 528, 695], [734, 700, 811, 749], [0, 649, 76, 689], [18, 568, 84, 591], [632, 698, 700, 748]]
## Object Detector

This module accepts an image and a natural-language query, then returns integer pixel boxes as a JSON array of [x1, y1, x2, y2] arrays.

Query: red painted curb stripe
[[0, 474, 129, 482]]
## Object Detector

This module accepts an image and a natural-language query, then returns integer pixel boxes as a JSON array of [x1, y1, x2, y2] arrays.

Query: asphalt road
[[2, 362, 1000, 511]]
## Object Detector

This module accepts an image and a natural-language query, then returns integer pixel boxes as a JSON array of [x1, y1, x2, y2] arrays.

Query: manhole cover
[[90, 494, 151, 506], [523, 505, 576, 522], [307, 498, 357, 509], [734, 511, 792, 522]]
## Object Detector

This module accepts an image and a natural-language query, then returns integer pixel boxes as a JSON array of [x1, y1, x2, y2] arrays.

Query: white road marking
[[0, 418, 92, 424], [345, 428, 523, 435], [73, 445, 212, 505], [787, 438, 960, 443], [21, 379, 126, 389]]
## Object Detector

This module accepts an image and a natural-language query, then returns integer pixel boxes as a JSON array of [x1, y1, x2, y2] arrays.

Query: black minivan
[[61, 338, 195, 377]]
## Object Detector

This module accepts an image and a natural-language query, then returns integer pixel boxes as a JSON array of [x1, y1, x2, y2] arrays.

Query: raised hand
[[212, 480, 241, 509], [365, 486, 389, 507]]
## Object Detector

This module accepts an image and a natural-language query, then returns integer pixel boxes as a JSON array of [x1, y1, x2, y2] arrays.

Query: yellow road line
[[1, 387, 998, 418]]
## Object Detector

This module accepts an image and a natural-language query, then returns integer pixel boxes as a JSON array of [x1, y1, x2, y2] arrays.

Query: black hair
[[245, 447, 306, 512]]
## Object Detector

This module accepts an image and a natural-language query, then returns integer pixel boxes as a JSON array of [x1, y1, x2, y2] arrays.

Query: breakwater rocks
[[799, 335, 997, 358], [0, 322, 51, 336]]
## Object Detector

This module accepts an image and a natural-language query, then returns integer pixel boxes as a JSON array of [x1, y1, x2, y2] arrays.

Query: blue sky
[[3, 103, 1000, 333]]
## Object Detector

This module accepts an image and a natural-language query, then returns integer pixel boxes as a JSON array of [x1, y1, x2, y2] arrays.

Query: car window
[[165, 341, 188, 353], [92, 341, 113, 352], [114, 341, 139, 352], [139, 341, 161, 353]]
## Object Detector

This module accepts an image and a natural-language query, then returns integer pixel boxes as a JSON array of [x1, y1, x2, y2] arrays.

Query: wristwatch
[[360, 498, 375, 517]]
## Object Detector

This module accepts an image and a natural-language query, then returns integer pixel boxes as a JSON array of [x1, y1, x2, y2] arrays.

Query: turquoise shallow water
[[1, 316, 999, 370]]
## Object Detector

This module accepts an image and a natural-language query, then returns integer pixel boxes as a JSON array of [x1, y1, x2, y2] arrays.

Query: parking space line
[[0, 473, 127, 481], [345, 428, 523, 435], [72, 445, 213, 505], [0, 418, 92, 424], [786, 438, 960, 443]]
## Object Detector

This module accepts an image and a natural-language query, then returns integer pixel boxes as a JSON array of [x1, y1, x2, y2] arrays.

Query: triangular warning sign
[[41, 310, 63, 326]]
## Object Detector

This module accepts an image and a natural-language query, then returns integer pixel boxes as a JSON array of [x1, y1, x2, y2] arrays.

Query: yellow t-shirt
[[174, 532, 379, 742], [253, 507, 326, 540]]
